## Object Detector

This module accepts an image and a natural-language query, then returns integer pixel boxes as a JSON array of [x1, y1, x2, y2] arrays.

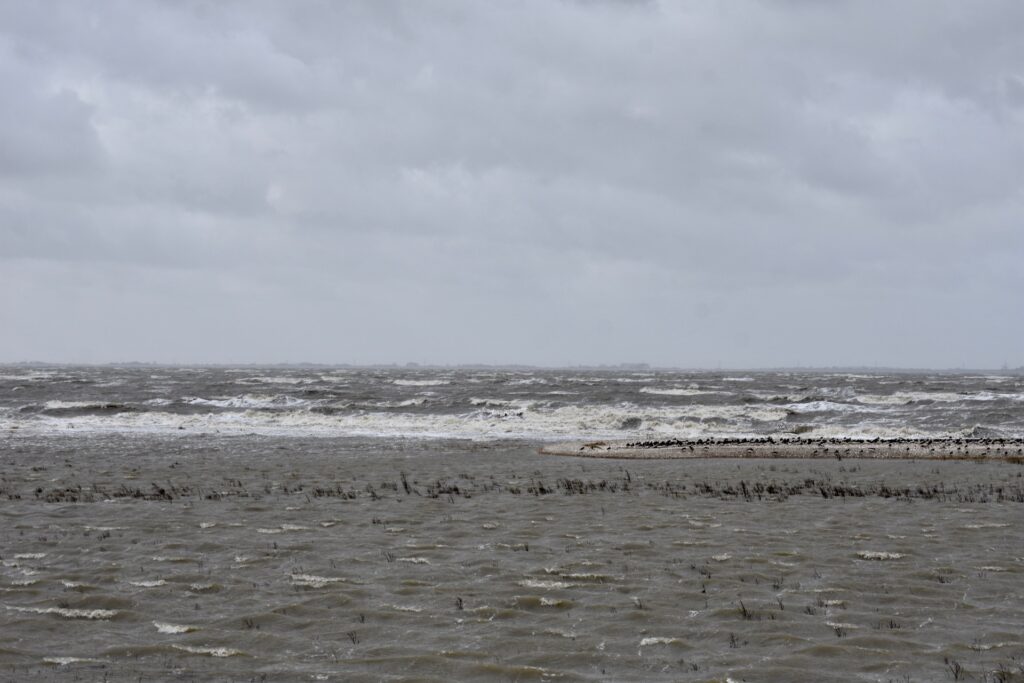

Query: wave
[[183, 395, 310, 409], [0, 372, 58, 382], [783, 400, 879, 414], [469, 397, 533, 408], [235, 376, 314, 385], [43, 400, 126, 410], [171, 645, 243, 657], [639, 387, 725, 397], [353, 398, 430, 409], [153, 622, 198, 634], [1, 401, 803, 441], [5, 605, 118, 620], [40, 401, 135, 416], [392, 379, 451, 387], [855, 391, 1013, 405], [6, 369, 1023, 442]]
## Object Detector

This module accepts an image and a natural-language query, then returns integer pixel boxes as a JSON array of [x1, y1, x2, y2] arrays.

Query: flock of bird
[[621, 436, 1024, 449]]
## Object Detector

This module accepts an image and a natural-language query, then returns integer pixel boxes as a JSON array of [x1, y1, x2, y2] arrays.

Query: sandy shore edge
[[539, 438, 1024, 460]]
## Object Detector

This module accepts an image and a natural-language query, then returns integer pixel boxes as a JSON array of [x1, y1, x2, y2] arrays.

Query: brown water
[[1, 434, 1022, 681]]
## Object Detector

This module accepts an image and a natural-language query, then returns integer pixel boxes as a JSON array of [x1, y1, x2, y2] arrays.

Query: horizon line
[[1, 360, 1021, 373]]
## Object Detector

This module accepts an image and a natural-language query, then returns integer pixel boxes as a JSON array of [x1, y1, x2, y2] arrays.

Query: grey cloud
[[1, 1, 1022, 367], [0, 61, 101, 176]]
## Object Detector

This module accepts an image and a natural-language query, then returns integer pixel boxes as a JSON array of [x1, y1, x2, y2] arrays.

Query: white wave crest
[[153, 621, 197, 634], [172, 645, 242, 657], [184, 394, 309, 409], [392, 379, 450, 386], [43, 657, 102, 665], [856, 551, 904, 560], [290, 574, 346, 588], [43, 401, 122, 410], [518, 579, 572, 589], [640, 637, 682, 647], [9, 390, 1018, 441], [5, 605, 117, 619], [857, 391, 1005, 405], [640, 387, 723, 396]]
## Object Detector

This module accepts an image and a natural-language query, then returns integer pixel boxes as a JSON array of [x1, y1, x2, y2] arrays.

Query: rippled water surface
[[1, 368, 1023, 681], [3, 366, 1023, 440]]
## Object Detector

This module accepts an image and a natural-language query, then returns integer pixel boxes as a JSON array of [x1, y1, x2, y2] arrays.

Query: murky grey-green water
[[2, 367, 1023, 680], [2, 434, 1023, 682]]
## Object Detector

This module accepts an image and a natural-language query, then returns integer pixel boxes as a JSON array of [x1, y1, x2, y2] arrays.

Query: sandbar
[[540, 437, 1024, 460]]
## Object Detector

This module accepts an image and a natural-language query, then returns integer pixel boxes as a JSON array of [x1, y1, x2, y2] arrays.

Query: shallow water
[[1, 434, 1023, 681]]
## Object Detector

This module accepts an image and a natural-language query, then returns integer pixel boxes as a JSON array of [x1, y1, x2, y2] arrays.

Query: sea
[[1, 366, 1022, 681]]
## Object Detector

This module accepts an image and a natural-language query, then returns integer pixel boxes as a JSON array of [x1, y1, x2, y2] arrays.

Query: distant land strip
[[539, 437, 1024, 461]]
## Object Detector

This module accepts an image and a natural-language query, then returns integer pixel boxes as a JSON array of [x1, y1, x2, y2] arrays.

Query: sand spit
[[540, 437, 1024, 460]]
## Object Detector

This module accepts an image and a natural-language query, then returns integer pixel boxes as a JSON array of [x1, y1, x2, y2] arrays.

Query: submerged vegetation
[[8, 466, 1024, 504]]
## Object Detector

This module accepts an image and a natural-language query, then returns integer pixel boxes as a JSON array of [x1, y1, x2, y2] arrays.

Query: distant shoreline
[[0, 362, 1020, 374], [540, 437, 1024, 460]]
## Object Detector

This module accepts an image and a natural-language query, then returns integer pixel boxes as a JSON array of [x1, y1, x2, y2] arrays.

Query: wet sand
[[541, 437, 1024, 460], [1, 435, 1023, 681]]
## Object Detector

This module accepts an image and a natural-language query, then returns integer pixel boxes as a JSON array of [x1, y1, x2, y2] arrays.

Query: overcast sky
[[1, 1, 1022, 367]]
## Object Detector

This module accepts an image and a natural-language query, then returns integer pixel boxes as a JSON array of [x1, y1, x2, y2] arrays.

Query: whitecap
[[256, 523, 309, 534], [184, 394, 308, 409], [639, 637, 681, 647], [238, 376, 308, 385], [153, 621, 197, 634], [470, 397, 516, 407], [856, 551, 904, 560], [518, 579, 572, 589], [43, 400, 120, 410], [290, 574, 345, 588], [172, 645, 242, 657], [387, 604, 423, 613], [43, 657, 101, 665], [6, 605, 117, 619], [540, 597, 569, 607], [640, 387, 721, 396]]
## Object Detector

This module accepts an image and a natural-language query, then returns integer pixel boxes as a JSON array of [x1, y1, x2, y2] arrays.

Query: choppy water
[[1, 367, 1023, 681], [3, 366, 1023, 440]]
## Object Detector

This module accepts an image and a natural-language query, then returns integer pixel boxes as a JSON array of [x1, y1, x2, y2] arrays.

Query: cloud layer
[[2, 1, 1022, 366]]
